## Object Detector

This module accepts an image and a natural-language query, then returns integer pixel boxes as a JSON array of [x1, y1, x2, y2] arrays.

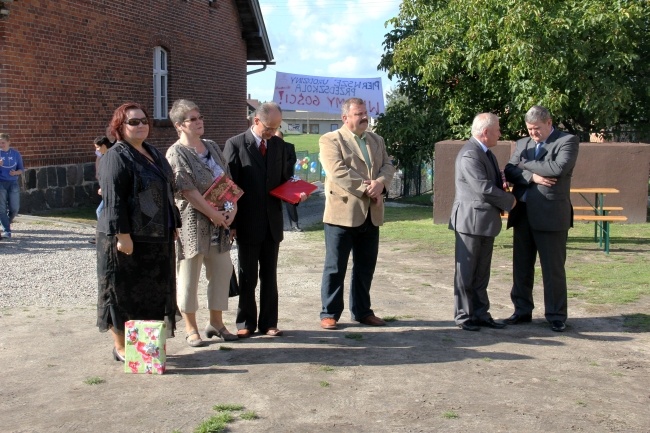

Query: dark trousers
[[320, 215, 379, 321], [511, 204, 569, 322], [285, 202, 299, 227], [454, 231, 494, 324], [236, 236, 280, 333]]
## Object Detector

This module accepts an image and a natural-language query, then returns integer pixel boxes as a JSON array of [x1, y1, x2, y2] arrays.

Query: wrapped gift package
[[124, 320, 166, 374]]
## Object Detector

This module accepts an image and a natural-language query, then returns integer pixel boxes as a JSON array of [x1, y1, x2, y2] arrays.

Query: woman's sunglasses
[[124, 118, 149, 126]]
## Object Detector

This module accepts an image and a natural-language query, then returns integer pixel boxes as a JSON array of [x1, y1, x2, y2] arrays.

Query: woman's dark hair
[[93, 136, 114, 148], [108, 102, 151, 142]]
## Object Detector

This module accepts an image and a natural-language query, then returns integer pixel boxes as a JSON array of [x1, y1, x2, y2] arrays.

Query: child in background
[[0, 133, 24, 239]]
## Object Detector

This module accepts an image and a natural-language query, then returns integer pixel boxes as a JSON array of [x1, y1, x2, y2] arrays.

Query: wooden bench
[[573, 206, 625, 252], [501, 213, 628, 253], [573, 206, 624, 212], [573, 215, 628, 254]]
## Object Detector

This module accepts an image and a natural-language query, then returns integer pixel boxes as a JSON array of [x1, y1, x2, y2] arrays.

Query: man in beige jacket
[[318, 97, 395, 330]]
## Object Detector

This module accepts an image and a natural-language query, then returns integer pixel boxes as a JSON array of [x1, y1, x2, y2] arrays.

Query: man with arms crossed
[[319, 97, 395, 330], [449, 113, 516, 331], [504, 105, 579, 332]]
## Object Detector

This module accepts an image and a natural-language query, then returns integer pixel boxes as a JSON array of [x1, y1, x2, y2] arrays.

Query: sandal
[[205, 323, 238, 341], [185, 330, 205, 347]]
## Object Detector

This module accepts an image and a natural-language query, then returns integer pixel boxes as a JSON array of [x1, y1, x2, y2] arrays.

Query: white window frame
[[153, 47, 168, 119]]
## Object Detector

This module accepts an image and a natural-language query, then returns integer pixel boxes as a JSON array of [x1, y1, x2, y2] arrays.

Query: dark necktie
[[486, 149, 504, 190], [259, 139, 266, 157], [535, 141, 545, 158]]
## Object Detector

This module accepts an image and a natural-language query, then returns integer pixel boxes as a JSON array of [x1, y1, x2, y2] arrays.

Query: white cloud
[[250, 0, 400, 100]]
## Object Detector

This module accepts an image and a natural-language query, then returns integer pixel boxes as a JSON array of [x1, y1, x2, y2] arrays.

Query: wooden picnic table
[[571, 188, 624, 253]]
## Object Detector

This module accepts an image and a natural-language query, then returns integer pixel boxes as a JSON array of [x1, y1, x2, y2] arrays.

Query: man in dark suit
[[449, 113, 516, 331], [504, 105, 579, 332], [224, 102, 289, 337]]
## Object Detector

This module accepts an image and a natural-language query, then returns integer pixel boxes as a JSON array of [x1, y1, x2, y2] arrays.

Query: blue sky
[[247, 0, 402, 103]]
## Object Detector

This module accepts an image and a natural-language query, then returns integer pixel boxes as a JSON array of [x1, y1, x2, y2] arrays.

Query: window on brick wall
[[153, 47, 168, 119]]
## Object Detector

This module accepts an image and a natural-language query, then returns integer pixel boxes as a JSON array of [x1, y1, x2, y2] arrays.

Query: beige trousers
[[177, 246, 232, 313]]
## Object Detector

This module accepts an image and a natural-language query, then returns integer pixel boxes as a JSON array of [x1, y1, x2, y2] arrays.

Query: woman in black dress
[[96, 102, 181, 362]]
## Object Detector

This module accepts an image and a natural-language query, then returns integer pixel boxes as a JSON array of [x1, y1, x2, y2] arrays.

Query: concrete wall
[[434, 141, 650, 224]]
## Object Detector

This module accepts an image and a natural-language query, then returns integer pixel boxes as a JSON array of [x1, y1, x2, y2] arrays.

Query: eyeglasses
[[183, 115, 204, 123], [124, 118, 149, 126], [258, 119, 280, 133]]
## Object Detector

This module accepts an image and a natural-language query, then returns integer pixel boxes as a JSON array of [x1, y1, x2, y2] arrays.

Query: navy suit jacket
[[223, 129, 289, 244], [504, 129, 579, 231]]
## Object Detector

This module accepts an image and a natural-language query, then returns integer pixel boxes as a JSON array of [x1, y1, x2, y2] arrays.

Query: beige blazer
[[319, 126, 395, 227]]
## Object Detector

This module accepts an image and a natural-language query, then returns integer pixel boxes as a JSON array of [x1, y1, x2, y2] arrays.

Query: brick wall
[[0, 0, 249, 169]]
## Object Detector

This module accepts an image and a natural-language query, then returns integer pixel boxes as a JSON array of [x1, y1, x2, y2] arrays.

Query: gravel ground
[[0, 192, 328, 310]]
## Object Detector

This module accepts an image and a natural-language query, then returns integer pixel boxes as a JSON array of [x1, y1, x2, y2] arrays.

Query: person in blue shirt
[[0, 133, 24, 239]]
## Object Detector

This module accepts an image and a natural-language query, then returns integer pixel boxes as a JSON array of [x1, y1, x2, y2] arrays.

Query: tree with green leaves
[[379, 0, 650, 141], [375, 90, 443, 196]]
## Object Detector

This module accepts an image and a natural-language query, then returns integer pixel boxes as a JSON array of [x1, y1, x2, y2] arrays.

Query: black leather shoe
[[457, 322, 480, 331], [503, 313, 532, 325], [550, 320, 566, 332], [474, 318, 507, 329]]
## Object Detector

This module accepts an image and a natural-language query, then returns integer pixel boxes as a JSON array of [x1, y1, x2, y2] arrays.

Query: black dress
[[96, 140, 182, 336]]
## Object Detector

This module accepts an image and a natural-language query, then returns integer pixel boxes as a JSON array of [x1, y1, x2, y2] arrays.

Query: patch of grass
[[388, 192, 433, 206], [319, 365, 334, 372], [622, 313, 650, 332], [47, 364, 56, 368], [172, 429, 182, 433], [482, 357, 492, 362], [32, 206, 98, 224], [441, 336, 455, 343], [576, 400, 587, 407], [589, 361, 599, 366], [240, 411, 258, 420], [345, 333, 363, 341], [611, 371, 624, 377], [194, 412, 234, 433], [382, 315, 398, 322], [83, 376, 105, 385], [319, 381, 330, 388], [442, 410, 459, 419], [218, 346, 233, 351], [286, 134, 320, 154], [27, 315, 35, 318], [212, 403, 244, 412]]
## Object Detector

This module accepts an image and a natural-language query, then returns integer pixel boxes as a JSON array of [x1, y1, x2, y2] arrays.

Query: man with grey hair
[[449, 113, 516, 331], [504, 105, 579, 332], [224, 102, 291, 338], [318, 97, 395, 330]]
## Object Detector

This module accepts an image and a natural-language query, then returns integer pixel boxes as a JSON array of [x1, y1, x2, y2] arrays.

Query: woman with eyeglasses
[[96, 102, 182, 363], [165, 99, 238, 347]]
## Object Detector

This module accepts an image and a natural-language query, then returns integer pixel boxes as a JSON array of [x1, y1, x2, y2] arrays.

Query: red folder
[[270, 178, 318, 204]]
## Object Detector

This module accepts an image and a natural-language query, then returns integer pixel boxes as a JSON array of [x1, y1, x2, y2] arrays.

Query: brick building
[[0, 0, 273, 211]]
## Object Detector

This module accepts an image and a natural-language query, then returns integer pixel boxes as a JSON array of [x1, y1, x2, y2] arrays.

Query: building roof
[[235, 0, 274, 63]]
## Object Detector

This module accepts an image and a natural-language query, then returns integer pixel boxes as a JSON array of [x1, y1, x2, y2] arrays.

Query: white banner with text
[[272, 72, 385, 116]]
